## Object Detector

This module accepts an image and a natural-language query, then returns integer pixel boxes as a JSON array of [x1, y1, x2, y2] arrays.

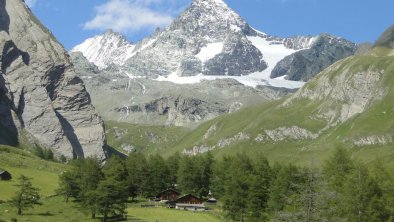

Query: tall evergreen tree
[[167, 152, 181, 187], [343, 163, 390, 222], [268, 164, 305, 212], [177, 155, 199, 195], [211, 156, 233, 199], [125, 152, 149, 199], [222, 154, 253, 221], [145, 154, 170, 197], [58, 169, 79, 203], [322, 147, 355, 220], [11, 175, 41, 215], [75, 157, 103, 219], [95, 156, 128, 221], [323, 147, 354, 192], [247, 155, 272, 222]]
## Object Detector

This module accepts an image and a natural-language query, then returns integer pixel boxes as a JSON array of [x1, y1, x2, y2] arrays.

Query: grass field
[[0, 196, 224, 222], [0, 145, 67, 201], [127, 207, 222, 222]]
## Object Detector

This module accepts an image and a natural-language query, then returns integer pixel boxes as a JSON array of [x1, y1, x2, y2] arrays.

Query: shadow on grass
[[95, 215, 129, 222], [23, 211, 54, 216]]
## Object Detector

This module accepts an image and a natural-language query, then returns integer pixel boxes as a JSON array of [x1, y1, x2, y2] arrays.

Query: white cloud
[[25, 0, 38, 8], [84, 0, 189, 33]]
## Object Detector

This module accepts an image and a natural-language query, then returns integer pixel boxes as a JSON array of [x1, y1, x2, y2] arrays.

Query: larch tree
[[11, 175, 41, 215]]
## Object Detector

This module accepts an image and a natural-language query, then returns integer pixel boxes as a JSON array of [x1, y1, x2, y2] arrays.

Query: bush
[[34, 146, 54, 160]]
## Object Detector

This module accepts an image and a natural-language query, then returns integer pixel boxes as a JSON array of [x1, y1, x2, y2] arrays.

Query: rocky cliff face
[[271, 34, 357, 81], [0, 0, 107, 159]]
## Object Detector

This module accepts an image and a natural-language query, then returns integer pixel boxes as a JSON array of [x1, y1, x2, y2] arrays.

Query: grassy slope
[[0, 145, 67, 201], [105, 121, 189, 155], [161, 47, 394, 168]]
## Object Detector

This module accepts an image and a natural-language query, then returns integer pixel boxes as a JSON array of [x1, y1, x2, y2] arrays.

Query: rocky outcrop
[[353, 135, 392, 147], [183, 132, 250, 155], [70, 52, 100, 74], [271, 34, 357, 81], [115, 95, 229, 126], [264, 126, 319, 142], [0, 0, 106, 159]]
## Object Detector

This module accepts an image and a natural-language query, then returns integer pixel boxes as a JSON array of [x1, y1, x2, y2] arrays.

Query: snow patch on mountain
[[196, 42, 224, 62], [154, 34, 307, 89], [247, 36, 296, 74]]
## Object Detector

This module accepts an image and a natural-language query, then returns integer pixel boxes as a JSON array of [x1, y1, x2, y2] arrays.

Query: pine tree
[[95, 156, 128, 221], [177, 155, 199, 195], [58, 170, 79, 203], [343, 163, 390, 222], [247, 155, 272, 222], [196, 152, 214, 198], [323, 147, 354, 192], [145, 154, 170, 197], [11, 175, 41, 215], [222, 154, 253, 221], [75, 157, 103, 219], [126, 152, 149, 199], [268, 164, 304, 211], [211, 156, 233, 199], [322, 147, 355, 220], [167, 152, 181, 187]]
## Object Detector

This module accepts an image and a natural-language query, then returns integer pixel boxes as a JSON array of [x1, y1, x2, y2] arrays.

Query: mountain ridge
[[72, 0, 357, 89]]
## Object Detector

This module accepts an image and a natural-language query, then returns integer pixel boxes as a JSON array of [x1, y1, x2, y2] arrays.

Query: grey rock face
[[70, 52, 100, 74], [117, 95, 229, 126], [121, 0, 267, 78], [271, 34, 357, 81], [203, 32, 267, 76], [0, 0, 106, 159]]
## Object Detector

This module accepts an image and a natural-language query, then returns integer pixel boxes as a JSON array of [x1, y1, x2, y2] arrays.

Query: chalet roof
[[0, 168, 6, 174], [207, 197, 217, 202], [176, 194, 202, 202], [156, 188, 181, 196]]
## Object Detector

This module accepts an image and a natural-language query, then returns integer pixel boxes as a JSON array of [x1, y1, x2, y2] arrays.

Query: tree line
[[58, 148, 394, 221]]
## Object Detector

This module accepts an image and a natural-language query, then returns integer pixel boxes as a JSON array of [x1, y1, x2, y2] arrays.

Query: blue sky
[[27, 0, 394, 50]]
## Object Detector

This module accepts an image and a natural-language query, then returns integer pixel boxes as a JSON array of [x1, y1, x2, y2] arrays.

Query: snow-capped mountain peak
[[72, 0, 356, 90], [71, 30, 135, 69]]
